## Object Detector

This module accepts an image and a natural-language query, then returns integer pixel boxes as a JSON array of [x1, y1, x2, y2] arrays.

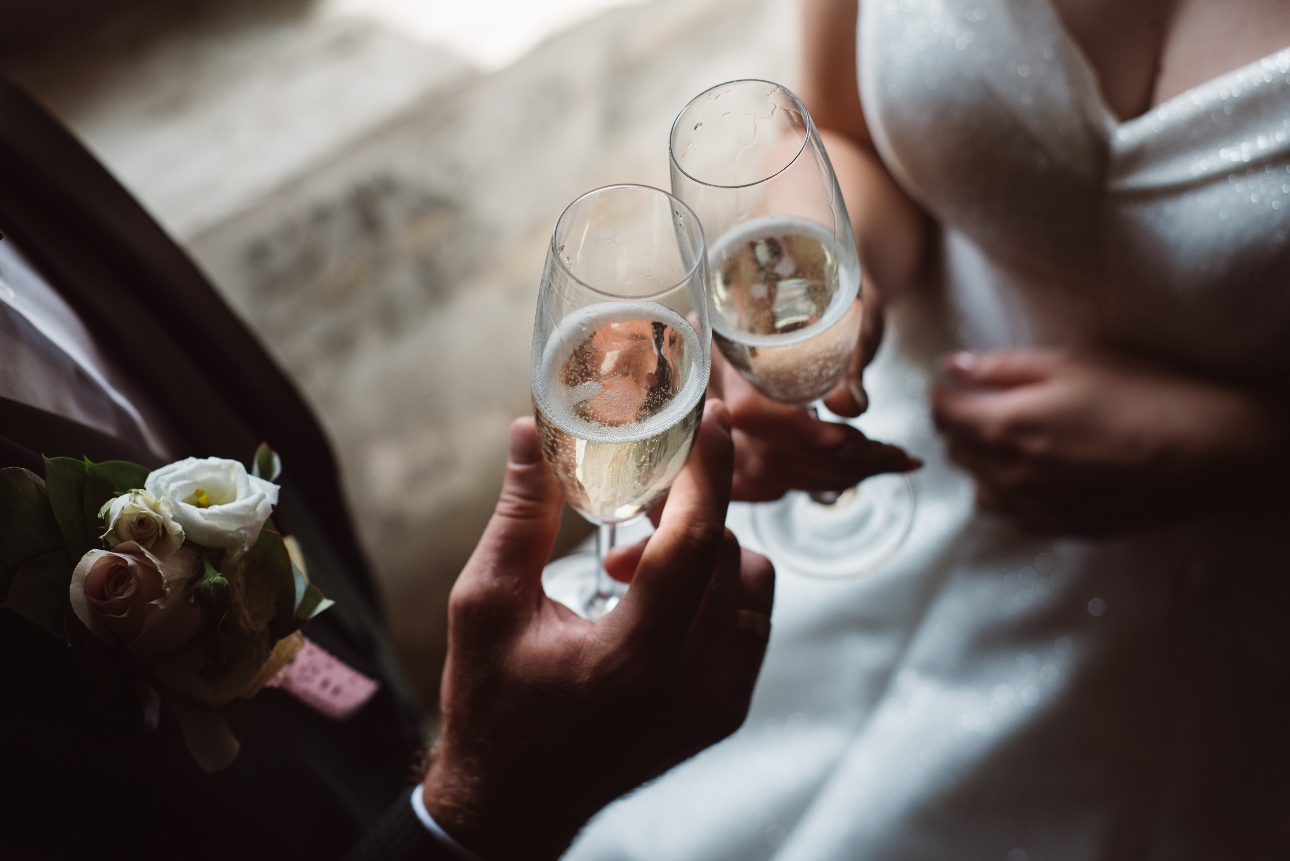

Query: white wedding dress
[[565, 1, 1290, 858]]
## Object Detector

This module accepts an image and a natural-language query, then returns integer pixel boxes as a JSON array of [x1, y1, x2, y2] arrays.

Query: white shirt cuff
[[411, 783, 488, 861]]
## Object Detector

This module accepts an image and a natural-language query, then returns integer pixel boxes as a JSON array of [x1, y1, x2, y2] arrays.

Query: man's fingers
[[681, 529, 745, 673], [685, 543, 775, 744], [725, 548, 774, 711], [459, 418, 564, 599], [611, 400, 735, 646], [942, 349, 1063, 389]]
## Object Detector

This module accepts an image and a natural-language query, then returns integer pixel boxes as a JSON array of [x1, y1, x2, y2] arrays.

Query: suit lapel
[[0, 396, 158, 471]]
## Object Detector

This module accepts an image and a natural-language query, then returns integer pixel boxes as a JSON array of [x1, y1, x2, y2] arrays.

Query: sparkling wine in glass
[[670, 79, 915, 578], [533, 185, 711, 618]]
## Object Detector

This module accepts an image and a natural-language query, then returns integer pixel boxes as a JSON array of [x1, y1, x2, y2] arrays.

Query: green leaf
[[194, 554, 229, 621], [41, 457, 150, 563], [83, 462, 148, 521], [43, 457, 92, 562], [251, 443, 281, 483], [244, 528, 297, 641], [2, 550, 74, 637], [0, 468, 65, 598], [82, 459, 146, 547], [86, 460, 150, 496]]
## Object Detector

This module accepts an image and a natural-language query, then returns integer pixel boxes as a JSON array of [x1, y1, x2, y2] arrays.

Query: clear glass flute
[[669, 79, 915, 579], [532, 185, 712, 619]]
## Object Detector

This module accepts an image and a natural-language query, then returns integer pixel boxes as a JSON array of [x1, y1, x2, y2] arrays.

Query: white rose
[[99, 490, 185, 556], [145, 457, 280, 553]]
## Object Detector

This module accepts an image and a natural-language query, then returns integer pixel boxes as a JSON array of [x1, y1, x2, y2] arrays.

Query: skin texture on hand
[[709, 348, 921, 502], [932, 348, 1290, 535], [422, 402, 775, 861]]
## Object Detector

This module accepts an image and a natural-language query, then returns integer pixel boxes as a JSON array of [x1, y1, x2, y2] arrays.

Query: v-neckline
[[1036, 0, 1290, 134]]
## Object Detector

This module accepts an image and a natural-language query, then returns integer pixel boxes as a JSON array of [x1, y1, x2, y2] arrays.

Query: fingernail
[[847, 379, 869, 414], [945, 352, 978, 374]]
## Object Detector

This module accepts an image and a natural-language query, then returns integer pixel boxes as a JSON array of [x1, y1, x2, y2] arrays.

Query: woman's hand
[[932, 348, 1290, 535], [711, 334, 921, 503]]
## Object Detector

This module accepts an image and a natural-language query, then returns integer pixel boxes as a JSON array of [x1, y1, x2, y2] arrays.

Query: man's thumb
[[463, 417, 564, 592]]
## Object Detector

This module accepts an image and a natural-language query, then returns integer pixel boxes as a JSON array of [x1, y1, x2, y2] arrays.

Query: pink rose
[[69, 542, 202, 657]]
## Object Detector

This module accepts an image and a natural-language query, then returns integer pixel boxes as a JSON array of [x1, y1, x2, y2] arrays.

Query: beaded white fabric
[[563, 2, 1290, 859]]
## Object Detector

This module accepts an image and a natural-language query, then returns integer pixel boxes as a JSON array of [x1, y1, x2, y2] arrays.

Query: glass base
[[542, 552, 627, 620], [751, 472, 917, 579]]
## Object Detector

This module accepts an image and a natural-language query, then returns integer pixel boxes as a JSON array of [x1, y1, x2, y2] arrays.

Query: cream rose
[[99, 490, 185, 556], [69, 542, 202, 657], [145, 457, 279, 552]]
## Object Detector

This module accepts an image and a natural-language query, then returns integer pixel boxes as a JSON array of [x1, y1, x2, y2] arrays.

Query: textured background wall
[[6, 0, 799, 705]]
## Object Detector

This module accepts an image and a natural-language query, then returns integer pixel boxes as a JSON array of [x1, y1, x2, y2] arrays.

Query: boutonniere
[[0, 445, 332, 771]]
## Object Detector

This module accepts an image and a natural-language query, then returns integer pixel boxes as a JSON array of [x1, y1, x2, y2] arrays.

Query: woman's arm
[[800, 0, 932, 307], [713, 0, 935, 502]]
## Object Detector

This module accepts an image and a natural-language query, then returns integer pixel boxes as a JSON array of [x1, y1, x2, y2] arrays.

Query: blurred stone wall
[[7, 0, 799, 704]]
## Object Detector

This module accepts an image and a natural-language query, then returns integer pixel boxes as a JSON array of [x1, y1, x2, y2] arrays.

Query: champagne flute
[[669, 79, 916, 579], [533, 185, 711, 619]]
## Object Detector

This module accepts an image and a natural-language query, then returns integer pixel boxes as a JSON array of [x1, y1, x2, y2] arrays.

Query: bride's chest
[[1046, 0, 1290, 124], [859, 0, 1290, 371]]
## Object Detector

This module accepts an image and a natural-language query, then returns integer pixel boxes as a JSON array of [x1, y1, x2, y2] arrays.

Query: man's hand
[[422, 402, 775, 861], [932, 348, 1290, 535]]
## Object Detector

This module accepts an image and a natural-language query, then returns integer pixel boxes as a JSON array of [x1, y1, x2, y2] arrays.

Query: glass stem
[[594, 522, 618, 605], [807, 403, 845, 505]]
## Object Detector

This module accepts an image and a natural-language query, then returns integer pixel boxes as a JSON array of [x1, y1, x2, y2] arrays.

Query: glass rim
[[669, 78, 812, 190], [550, 183, 707, 301]]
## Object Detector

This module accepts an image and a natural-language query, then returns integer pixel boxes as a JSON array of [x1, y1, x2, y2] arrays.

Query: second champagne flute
[[533, 184, 711, 619], [670, 79, 916, 578]]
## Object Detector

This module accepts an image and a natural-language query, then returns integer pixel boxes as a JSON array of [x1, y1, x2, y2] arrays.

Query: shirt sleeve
[[411, 784, 489, 861], [345, 786, 473, 861]]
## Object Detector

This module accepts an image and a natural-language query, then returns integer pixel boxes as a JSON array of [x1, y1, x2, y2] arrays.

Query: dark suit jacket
[[0, 78, 452, 860]]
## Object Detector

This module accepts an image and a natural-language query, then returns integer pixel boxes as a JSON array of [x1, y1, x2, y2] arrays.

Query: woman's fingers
[[602, 538, 648, 584], [944, 434, 1026, 487], [942, 349, 1064, 389], [822, 278, 885, 418], [716, 354, 854, 450], [821, 376, 869, 417], [731, 429, 920, 501]]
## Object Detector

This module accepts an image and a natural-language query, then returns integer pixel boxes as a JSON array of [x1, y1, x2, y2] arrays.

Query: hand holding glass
[[532, 185, 711, 618], [669, 80, 915, 578]]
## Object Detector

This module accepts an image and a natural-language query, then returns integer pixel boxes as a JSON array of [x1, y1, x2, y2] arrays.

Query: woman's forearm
[[820, 129, 932, 299], [799, 0, 933, 299]]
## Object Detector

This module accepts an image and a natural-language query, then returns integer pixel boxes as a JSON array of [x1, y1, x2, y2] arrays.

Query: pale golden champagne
[[533, 302, 707, 523], [709, 215, 861, 406]]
